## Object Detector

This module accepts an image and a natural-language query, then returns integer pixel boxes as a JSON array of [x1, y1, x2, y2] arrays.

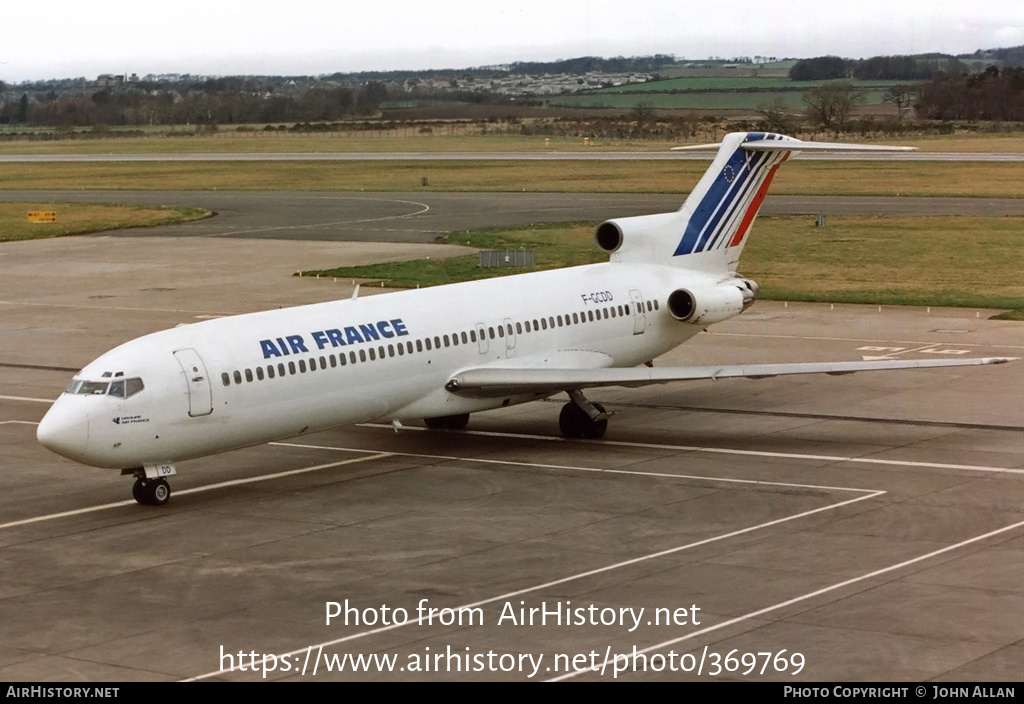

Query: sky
[[1, 1, 1022, 82]]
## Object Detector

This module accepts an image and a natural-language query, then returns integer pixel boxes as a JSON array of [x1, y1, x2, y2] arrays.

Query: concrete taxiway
[[2, 199, 1024, 681], [4, 191, 1024, 246]]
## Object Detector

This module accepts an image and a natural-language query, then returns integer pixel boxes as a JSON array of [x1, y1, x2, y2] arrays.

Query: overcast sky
[[1, 1, 1022, 82]]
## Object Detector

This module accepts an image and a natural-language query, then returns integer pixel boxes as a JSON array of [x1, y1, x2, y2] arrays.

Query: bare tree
[[757, 98, 799, 134], [802, 81, 860, 129], [883, 85, 916, 120]]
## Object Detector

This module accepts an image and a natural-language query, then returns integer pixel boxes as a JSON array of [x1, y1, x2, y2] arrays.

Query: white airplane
[[37, 132, 1014, 505]]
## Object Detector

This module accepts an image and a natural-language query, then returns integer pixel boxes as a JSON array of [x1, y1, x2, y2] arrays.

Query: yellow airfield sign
[[28, 211, 57, 222]]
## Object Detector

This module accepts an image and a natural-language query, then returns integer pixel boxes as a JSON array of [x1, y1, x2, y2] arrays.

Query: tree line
[[788, 55, 963, 81], [0, 81, 389, 126]]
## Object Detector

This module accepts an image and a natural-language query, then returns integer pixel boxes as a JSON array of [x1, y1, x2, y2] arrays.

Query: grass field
[[0, 202, 210, 242], [596, 77, 906, 92], [2, 130, 1024, 155], [1, 160, 1021, 198], [302, 216, 1024, 316]]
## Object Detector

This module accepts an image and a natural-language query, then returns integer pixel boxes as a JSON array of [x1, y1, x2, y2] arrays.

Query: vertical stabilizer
[[672, 132, 793, 272], [596, 132, 914, 275]]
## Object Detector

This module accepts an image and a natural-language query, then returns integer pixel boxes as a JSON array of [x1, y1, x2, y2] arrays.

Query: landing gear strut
[[132, 477, 171, 506], [424, 413, 470, 430], [559, 390, 610, 439]]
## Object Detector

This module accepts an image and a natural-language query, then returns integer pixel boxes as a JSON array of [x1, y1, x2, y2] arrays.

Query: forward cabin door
[[173, 348, 213, 417]]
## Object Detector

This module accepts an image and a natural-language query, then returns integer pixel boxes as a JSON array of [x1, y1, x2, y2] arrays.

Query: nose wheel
[[132, 477, 171, 506]]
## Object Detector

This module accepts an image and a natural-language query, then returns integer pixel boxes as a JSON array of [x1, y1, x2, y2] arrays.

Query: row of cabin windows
[[221, 298, 661, 388]]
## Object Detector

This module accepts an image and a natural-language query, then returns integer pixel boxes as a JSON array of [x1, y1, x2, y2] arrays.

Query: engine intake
[[667, 283, 752, 325]]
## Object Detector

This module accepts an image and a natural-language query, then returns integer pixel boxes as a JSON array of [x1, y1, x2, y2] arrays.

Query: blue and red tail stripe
[[673, 133, 787, 257]]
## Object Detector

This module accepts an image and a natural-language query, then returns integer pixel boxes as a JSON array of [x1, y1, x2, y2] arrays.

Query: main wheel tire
[[424, 413, 470, 430], [559, 402, 585, 438]]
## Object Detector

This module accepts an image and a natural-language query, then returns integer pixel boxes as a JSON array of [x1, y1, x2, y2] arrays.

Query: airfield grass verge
[[302, 215, 1024, 317], [1, 161, 1022, 198], [0, 202, 210, 242]]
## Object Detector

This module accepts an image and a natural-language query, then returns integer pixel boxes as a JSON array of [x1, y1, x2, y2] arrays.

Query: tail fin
[[595, 132, 914, 274]]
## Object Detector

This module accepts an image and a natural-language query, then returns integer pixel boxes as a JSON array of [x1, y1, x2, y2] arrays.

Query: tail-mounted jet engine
[[667, 277, 759, 325]]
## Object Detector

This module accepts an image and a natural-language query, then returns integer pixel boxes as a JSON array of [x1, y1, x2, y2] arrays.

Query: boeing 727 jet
[[36, 132, 1014, 505]]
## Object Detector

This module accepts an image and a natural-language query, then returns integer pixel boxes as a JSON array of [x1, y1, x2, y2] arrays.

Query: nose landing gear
[[132, 477, 171, 506]]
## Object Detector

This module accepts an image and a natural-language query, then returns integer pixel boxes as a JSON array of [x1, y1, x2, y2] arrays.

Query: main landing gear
[[132, 477, 171, 506], [424, 413, 471, 430], [559, 390, 611, 439]]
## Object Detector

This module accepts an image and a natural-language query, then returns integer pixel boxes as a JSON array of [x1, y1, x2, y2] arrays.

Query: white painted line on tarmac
[[0, 395, 53, 403], [0, 420, 38, 425], [0, 453, 390, 532], [185, 482, 883, 681], [358, 423, 1024, 476], [273, 441, 876, 494], [552, 514, 1024, 680]]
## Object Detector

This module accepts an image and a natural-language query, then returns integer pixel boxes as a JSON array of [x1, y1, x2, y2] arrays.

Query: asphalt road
[[4, 191, 1024, 244]]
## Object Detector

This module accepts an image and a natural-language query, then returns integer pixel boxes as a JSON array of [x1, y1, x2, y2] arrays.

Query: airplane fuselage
[[39, 261, 711, 469]]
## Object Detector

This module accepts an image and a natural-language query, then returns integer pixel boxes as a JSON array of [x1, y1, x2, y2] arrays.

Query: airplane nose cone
[[37, 398, 89, 461]]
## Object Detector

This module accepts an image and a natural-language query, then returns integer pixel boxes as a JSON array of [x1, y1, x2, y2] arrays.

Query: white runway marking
[[0, 420, 38, 425], [0, 453, 390, 532], [273, 441, 876, 494], [552, 514, 1024, 680], [185, 451, 882, 681], [360, 423, 1024, 476], [0, 395, 53, 403]]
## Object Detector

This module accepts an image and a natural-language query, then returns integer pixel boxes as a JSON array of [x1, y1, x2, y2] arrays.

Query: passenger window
[[497, 326, 504, 338], [278, 363, 286, 377], [339, 353, 347, 366], [397, 344, 404, 356], [256, 367, 264, 381], [488, 327, 495, 340], [654, 300, 659, 310], [330, 355, 337, 368], [469, 330, 476, 343], [407, 341, 414, 354], [309, 358, 317, 371], [506, 324, 513, 335], [352, 351, 359, 364], [233, 370, 242, 384], [359, 350, 366, 363], [557, 315, 563, 327], [443, 334, 450, 347], [525, 321, 531, 333], [388, 344, 395, 357], [288, 362, 296, 375], [433, 336, 441, 349], [516, 322, 522, 335], [268, 365, 275, 379], [461, 331, 468, 344], [548, 316, 555, 328], [369, 348, 376, 361], [541, 318, 547, 330], [298, 360, 307, 373], [417, 339, 424, 352], [320, 355, 327, 368], [221, 372, 230, 387], [245, 369, 253, 382]]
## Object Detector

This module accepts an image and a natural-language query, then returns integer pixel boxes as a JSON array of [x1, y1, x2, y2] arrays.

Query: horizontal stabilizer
[[671, 139, 916, 153], [446, 357, 1014, 398]]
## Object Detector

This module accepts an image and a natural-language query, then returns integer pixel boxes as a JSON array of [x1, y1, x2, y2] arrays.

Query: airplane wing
[[444, 357, 1015, 398]]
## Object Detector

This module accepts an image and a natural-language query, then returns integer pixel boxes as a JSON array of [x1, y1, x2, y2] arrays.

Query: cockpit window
[[65, 380, 109, 395], [65, 377, 144, 398]]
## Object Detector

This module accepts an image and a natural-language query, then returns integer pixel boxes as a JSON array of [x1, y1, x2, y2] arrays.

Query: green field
[[550, 90, 891, 110], [302, 216, 1024, 316], [0, 202, 210, 242], [596, 77, 905, 92], [1, 160, 1021, 199]]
